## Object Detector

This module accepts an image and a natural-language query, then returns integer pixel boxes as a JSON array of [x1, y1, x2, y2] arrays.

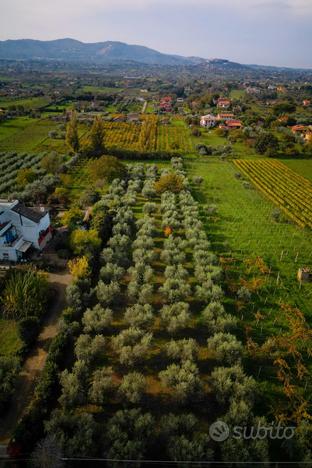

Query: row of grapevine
[[234, 159, 312, 228], [101, 117, 193, 153]]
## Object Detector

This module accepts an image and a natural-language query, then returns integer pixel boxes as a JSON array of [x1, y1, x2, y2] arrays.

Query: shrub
[[68, 256, 90, 281], [210, 364, 256, 405], [19, 316, 40, 348], [88, 155, 127, 182], [58, 361, 89, 409], [155, 173, 185, 194], [70, 229, 101, 256], [0, 357, 20, 414], [1, 269, 48, 320], [100, 262, 125, 283]]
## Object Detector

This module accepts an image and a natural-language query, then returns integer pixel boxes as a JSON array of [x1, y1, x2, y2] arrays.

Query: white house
[[200, 114, 217, 128], [0, 200, 52, 262]]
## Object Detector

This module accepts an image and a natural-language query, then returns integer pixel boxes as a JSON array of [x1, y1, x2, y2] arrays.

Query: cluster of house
[[200, 112, 243, 130], [291, 125, 312, 142], [159, 96, 173, 112], [0, 200, 51, 262]]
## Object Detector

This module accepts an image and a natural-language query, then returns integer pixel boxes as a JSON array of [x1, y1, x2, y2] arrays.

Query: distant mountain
[[0, 39, 309, 73], [0, 38, 202, 66]]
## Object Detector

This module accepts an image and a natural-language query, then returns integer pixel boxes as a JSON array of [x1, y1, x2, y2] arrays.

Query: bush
[[155, 173, 185, 194], [0, 357, 20, 414], [19, 316, 40, 348], [1, 269, 49, 320], [88, 155, 127, 183]]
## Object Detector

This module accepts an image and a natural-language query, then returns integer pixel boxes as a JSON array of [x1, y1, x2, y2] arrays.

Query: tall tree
[[88, 116, 106, 156], [66, 111, 80, 153]]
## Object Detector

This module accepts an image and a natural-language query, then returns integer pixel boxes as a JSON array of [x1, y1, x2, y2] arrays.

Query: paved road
[[0, 271, 71, 446]]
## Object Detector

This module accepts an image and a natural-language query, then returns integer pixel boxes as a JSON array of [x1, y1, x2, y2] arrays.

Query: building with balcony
[[0, 200, 52, 262]]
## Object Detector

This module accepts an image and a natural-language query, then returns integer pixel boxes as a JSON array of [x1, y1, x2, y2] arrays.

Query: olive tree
[[201, 302, 238, 333], [165, 339, 198, 361], [59, 361, 89, 409], [96, 280, 120, 306], [160, 302, 190, 332], [45, 410, 96, 458], [159, 360, 201, 402], [111, 327, 153, 366], [210, 364, 256, 406], [124, 304, 154, 328], [105, 409, 154, 461], [88, 367, 115, 405], [207, 332, 243, 364], [75, 334, 106, 363], [100, 263, 125, 283], [82, 305, 113, 333], [118, 372, 147, 404], [160, 278, 191, 303]]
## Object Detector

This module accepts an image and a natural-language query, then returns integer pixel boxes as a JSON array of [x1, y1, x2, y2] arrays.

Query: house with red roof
[[217, 98, 231, 109]]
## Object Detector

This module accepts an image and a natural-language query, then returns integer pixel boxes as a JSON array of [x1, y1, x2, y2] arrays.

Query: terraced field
[[234, 159, 312, 229]]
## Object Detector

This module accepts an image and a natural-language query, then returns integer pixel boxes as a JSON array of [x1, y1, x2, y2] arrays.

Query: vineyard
[[157, 124, 193, 152], [234, 159, 312, 229], [0, 151, 46, 196], [102, 116, 193, 153]]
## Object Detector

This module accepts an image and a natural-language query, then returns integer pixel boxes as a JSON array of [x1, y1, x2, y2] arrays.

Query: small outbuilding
[[297, 267, 311, 283]]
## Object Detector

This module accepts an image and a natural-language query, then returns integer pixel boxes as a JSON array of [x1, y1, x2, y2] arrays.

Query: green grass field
[[187, 157, 312, 416], [80, 86, 123, 94], [281, 158, 312, 183], [187, 159, 312, 322], [0, 118, 58, 152], [230, 89, 246, 99], [0, 96, 50, 110], [0, 320, 22, 356]]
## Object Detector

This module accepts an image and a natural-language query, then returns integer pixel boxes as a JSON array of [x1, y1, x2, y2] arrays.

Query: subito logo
[[209, 420, 230, 442]]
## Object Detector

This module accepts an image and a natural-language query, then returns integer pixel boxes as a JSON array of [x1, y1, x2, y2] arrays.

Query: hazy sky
[[1, 0, 311, 68]]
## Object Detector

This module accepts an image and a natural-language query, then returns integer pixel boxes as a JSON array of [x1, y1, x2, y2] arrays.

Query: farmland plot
[[41, 159, 269, 463], [234, 159, 312, 229]]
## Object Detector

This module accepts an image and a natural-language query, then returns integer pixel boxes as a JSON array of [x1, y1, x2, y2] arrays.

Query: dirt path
[[0, 271, 71, 445]]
